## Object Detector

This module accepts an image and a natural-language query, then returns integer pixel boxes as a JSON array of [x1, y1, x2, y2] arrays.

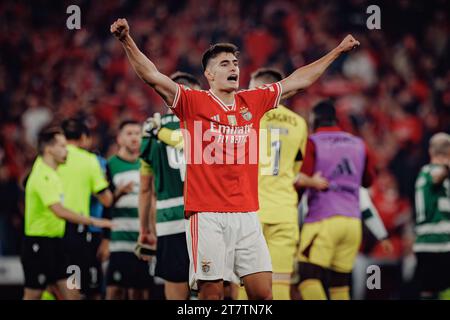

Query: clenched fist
[[142, 113, 162, 137], [110, 18, 130, 41], [337, 34, 360, 53]]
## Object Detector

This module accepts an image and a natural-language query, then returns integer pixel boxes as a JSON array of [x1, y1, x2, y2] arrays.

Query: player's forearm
[[112, 18, 176, 105], [121, 34, 160, 86], [150, 192, 157, 234], [294, 173, 317, 188], [282, 47, 341, 93], [50, 204, 94, 226], [138, 189, 152, 233], [96, 189, 113, 208], [113, 188, 127, 203], [139, 173, 156, 234]]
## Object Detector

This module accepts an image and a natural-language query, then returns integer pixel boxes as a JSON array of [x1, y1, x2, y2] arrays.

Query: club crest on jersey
[[227, 115, 237, 126], [240, 106, 252, 121], [201, 260, 211, 273]]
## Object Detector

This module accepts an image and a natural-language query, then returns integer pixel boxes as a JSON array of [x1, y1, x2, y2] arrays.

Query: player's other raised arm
[[280, 35, 360, 99], [110, 18, 178, 106]]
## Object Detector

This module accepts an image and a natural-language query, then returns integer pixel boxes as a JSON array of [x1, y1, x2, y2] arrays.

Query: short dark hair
[[201, 43, 239, 70], [61, 118, 89, 140], [119, 119, 140, 131], [170, 71, 201, 87], [37, 125, 64, 155], [312, 100, 337, 129], [250, 68, 285, 83]]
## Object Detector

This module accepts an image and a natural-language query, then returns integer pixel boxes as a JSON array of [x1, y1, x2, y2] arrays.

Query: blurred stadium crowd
[[0, 0, 449, 298]]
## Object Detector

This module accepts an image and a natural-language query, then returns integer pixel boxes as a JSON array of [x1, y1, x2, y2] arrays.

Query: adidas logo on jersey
[[332, 158, 355, 177]]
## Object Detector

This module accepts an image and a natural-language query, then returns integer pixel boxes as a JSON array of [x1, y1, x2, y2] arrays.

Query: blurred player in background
[[83, 132, 110, 299], [293, 187, 392, 299], [296, 100, 375, 300], [58, 119, 113, 299], [105, 120, 153, 300], [88, 153, 110, 289], [139, 72, 199, 300], [22, 126, 113, 300], [413, 132, 450, 300], [111, 17, 359, 300], [246, 68, 307, 300], [291, 186, 392, 299]]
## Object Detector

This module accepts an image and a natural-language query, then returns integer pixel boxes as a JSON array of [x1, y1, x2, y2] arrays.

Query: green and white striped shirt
[[108, 155, 141, 253], [414, 164, 450, 252]]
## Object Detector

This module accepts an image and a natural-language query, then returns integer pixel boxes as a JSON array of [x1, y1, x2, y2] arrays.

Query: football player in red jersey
[[111, 18, 359, 300]]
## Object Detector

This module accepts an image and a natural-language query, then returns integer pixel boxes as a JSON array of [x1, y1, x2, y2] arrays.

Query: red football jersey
[[170, 82, 282, 213]]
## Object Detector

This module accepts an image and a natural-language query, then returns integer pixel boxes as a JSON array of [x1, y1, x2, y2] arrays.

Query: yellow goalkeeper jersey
[[258, 105, 308, 224]]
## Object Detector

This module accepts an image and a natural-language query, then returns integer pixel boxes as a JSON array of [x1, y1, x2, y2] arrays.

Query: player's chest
[[112, 170, 140, 192], [194, 99, 257, 129]]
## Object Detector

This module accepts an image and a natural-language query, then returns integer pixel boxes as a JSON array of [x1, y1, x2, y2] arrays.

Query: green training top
[[140, 113, 185, 237]]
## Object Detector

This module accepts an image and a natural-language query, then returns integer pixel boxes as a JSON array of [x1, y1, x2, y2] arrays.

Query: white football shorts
[[185, 211, 272, 290]]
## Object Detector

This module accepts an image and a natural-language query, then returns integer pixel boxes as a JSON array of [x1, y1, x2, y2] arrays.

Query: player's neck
[[117, 148, 139, 163], [210, 88, 236, 105], [42, 153, 58, 170]]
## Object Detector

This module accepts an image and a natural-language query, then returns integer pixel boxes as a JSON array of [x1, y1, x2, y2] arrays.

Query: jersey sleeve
[[140, 159, 153, 176], [90, 156, 109, 194], [158, 127, 184, 149], [240, 82, 282, 119], [300, 138, 316, 176], [37, 174, 62, 207], [169, 84, 195, 120], [415, 168, 433, 223], [360, 188, 388, 240], [294, 117, 308, 173]]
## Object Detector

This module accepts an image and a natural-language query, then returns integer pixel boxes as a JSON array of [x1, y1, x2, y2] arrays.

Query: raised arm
[[110, 18, 178, 106], [280, 35, 360, 99]]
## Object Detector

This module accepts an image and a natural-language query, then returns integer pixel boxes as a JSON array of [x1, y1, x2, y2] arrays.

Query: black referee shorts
[[21, 236, 68, 290], [63, 223, 104, 295]]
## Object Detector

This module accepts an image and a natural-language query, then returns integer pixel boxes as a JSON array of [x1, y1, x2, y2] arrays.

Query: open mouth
[[227, 74, 238, 82]]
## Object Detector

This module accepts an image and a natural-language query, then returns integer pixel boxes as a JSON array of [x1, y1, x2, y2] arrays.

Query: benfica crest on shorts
[[240, 106, 252, 121], [201, 260, 211, 273]]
